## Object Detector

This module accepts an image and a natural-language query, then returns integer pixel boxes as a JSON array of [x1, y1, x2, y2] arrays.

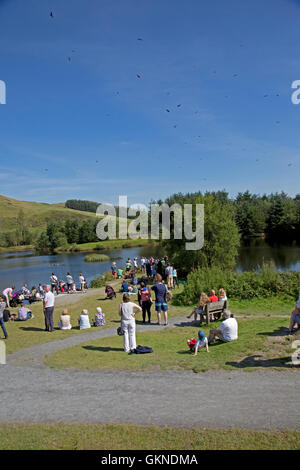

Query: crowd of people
[[0, 255, 299, 361]]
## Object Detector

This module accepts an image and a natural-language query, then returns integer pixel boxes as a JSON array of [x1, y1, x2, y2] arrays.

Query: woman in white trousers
[[119, 293, 142, 352]]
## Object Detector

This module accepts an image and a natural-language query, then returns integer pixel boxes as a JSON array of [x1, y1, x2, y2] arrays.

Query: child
[[93, 307, 106, 326], [193, 330, 209, 356]]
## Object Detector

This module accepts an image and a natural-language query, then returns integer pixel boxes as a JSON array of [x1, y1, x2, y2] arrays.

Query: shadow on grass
[[257, 327, 289, 337], [82, 345, 123, 353], [226, 355, 297, 369], [19, 327, 47, 332]]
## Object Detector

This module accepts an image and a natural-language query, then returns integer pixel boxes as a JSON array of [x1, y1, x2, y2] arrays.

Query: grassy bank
[[0, 423, 299, 450], [44, 317, 299, 372], [56, 238, 155, 253], [3, 285, 295, 356]]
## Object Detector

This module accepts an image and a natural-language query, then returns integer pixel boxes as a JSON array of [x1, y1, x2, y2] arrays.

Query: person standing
[[151, 274, 168, 326], [165, 263, 173, 289], [50, 272, 59, 295], [79, 273, 85, 292], [138, 282, 152, 323], [0, 296, 8, 339], [172, 267, 179, 288], [43, 285, 55, 332], [66, 272, 74, 293], [119, 293, 141, 352]]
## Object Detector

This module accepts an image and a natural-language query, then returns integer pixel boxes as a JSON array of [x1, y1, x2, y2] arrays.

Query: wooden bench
[[202, 300, 228, 325]]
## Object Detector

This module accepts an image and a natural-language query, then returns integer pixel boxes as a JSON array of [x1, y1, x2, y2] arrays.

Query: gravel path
[[2, 303, 300, 430]]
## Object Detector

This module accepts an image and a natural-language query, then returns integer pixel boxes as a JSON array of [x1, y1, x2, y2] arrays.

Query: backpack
[[133, 345, 153, 354], [165, 289, 172, 301]]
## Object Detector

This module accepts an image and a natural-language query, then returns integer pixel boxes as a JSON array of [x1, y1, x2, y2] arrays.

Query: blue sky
[[0, 0, 300, 206]]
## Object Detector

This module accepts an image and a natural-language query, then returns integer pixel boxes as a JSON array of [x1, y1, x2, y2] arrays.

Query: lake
[[0, 240, 300, 291]]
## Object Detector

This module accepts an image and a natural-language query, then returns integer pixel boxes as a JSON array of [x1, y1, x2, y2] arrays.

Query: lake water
[[0, 240, 299, 292]]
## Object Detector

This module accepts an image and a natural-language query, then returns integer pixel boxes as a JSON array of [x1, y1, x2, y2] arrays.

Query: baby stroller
[[10, 291, 24, 308], [105, 285, 116, 299]]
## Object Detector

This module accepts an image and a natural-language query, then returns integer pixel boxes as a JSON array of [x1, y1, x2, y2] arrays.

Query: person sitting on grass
[[121, 280, 129, 293], [218, 288, 227, 301], [288, 292, 300, 335], [58, 309, 72, 330], [193, 330, 209, 356], [78, 309, 91, 330], [187, 292, 211, 323], [93, 307, 106, 326], [208, 310, 238, 344], [128, 282, 138, 295], [17, 303, 34, 321]]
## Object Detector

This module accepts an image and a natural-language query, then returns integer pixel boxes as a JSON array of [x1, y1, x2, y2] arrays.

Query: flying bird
[[233, 74, 238, 77], [50, 12, 54, 18], [68, 57, 71, 62], [264, 94, 268, 98], [137, 38, 143, 41], [177, 104, 182, 107], [136, 74, 141, 78], [166, 109, 170, 112]]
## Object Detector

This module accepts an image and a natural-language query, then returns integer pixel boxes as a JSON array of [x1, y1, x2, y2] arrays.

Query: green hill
[[0, 195, 97, 247]]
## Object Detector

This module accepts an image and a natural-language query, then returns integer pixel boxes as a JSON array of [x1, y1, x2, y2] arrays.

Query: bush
[[173, 263, 300, 305], [89, 271, 113, 288]]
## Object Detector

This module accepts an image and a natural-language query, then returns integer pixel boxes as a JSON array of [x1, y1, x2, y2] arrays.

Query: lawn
[[2, 283, 295, 357], [44, 317, 299, 372], [0, 423, 299, 450], [2, 285, 191, 355]]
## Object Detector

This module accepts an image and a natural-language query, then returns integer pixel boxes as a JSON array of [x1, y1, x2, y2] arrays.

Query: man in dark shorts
[[151, 274, 168, 326]]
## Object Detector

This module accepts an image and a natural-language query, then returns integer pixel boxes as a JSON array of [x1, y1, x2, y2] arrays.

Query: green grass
[[63, 239, 155, 252], [44, 317, 298, 372], [0, 423, 298, 450], [0, 194, 97, 235], [3, 288, 295, 358], [3, 284, 189, 355]]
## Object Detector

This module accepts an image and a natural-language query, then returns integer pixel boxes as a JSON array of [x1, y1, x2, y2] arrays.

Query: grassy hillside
[[0, 195, 97, 234]]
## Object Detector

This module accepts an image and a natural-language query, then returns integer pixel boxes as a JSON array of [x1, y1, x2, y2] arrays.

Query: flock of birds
[[48, 10, 293, 170]]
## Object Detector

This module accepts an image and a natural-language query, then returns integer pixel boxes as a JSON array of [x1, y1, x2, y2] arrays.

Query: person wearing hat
[[58, 309, 72, 330], [208, 310, 238, 344], [193, 329, 209, 356]]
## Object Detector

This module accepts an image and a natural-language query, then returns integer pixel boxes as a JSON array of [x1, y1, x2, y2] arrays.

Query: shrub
[[173, 263, 300, 305], [89, 271, 113, 288]]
